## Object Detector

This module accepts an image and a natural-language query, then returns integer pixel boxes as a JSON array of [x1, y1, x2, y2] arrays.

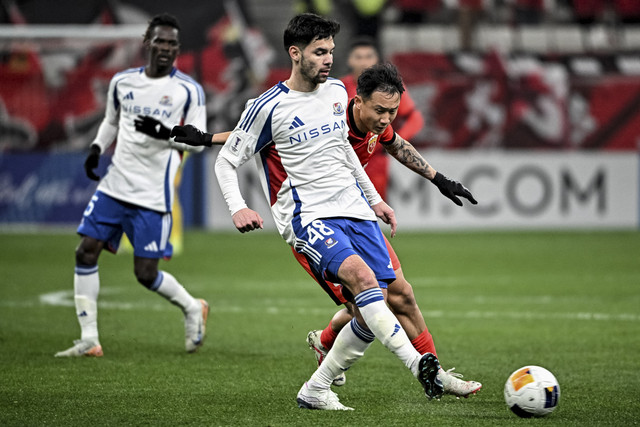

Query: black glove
[[431, 172, 478, 206], [134, 115, 171, 139], [84, 144, 101, 181], [170, 124, 213, 147]]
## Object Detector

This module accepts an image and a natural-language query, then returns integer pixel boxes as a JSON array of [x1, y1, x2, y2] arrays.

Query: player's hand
[[431, 172, 478, 206], [231, 208, 264, 233], [84, 144, 101, 181], [134, 115, 171, 139], [372, 201, 397, 238], [170, 124, 213, 147]]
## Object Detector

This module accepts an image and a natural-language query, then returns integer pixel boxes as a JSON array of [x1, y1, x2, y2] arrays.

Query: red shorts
[[292, 234, 401, 305]]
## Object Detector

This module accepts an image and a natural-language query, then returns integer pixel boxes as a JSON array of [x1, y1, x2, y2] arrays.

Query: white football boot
[[306, 330, 346, 386], [55, 339, 103, 357], [438, 367, 482, 398], [296, 382, 354, 410], [185, 299, 209, 353]]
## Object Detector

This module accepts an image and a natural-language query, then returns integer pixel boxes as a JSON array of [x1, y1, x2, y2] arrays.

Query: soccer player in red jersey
[[341, 37, 425, 201]]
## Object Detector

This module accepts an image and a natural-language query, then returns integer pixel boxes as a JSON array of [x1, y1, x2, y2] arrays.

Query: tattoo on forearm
[[387, 137, 430, 176]]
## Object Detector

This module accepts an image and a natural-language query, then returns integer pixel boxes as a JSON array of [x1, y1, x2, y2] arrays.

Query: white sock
[[152, 271, 198, 314], [309, 318, 373, 389], [354, 287, 421, 376], [74, 265, 100, 341]]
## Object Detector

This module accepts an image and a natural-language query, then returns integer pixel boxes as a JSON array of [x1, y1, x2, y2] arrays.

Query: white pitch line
[[11, 288, 635, 322]]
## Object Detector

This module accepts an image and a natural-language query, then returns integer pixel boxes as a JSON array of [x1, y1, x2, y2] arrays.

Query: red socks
[[411, 327, 437, 357], [320, 322, 339, 350]]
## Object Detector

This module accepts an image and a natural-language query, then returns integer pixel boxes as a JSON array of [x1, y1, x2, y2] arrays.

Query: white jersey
[[217, 79, 380, 245], [92, 67, 206, 213]]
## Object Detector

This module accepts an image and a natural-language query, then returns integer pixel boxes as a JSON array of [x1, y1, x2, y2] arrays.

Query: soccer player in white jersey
[[210, 13, 443, 410], [55, 14, 209, 358]]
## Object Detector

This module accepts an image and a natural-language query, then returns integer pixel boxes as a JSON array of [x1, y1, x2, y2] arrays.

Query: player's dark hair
[[356, 62, 405, 100], [348, 35, 380, 57], [143, 13, 180, 44], [283, 13, 340, 51]]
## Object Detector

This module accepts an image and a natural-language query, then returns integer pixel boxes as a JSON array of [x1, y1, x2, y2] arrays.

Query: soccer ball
[[504, 365, 560, 418]]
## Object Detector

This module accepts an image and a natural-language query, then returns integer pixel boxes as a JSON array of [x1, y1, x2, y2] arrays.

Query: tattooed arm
[[382, 134, 437, 180], [383, 133, 477, 206]]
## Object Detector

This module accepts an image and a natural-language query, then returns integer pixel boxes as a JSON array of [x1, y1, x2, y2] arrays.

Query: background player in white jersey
[[55, 14, 209, 357], [210, 13, 444, 410]]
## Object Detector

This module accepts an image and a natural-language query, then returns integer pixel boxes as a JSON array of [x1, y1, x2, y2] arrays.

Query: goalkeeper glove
[[431, 172, 478, 206], [134, 115, 171, 139], [170, 125, 213, 147], [84, 144, 101, 181]]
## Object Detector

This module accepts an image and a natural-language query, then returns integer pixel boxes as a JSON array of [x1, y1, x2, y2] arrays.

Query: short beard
[[300, 56, 328, 86]]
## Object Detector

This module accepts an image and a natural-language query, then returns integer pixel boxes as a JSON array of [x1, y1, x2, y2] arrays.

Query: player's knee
[[350, 269, 379, 292], [134, 265, 158, 289], [75, 245, 98, 266]]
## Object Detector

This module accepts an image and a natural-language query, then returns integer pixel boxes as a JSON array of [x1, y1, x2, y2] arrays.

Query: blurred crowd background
[[1, 0, 638, 229], [2, 0, 639, 152]]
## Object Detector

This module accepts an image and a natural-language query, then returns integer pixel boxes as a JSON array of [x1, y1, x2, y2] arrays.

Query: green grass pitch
[[1, 229, 639, 426]]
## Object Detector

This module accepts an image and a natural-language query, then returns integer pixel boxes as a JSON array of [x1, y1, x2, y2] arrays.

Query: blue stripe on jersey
[[174, 70, 205, 106], [240, 84, 285, 132], [290, 184, 303, 233], [113, 82, 120, 112], [112, 68, 141, 111], [240, 85, 278, 131], [354, 287, 385, 307], [276, 81, 290, 93], [350, 318, 375, 343], [75, 264, 98, 275], [255, 108, 275, 153], [164, 152, 172, 212], [327, 77, 346, 89], [179, 83, 192, 120]]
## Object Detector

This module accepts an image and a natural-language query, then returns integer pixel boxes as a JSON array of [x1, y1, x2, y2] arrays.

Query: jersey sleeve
[[170, 80, 206, 153], [92, 74, 120, 152], [218, 94, 275, 168]]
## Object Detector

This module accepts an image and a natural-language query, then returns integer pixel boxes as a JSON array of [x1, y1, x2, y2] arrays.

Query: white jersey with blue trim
[[218, 78, 378, 245], [93, 67, 206, 213]]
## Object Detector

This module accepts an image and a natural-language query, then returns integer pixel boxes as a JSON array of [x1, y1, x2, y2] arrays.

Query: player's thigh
[[127, 208, 173, 259], [77, 191, 126, 255], [291, 247, 349, 305]]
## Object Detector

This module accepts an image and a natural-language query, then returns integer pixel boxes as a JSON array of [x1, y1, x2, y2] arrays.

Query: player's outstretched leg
[[438, 368, 482, 398], [306, 330, 346, 386]]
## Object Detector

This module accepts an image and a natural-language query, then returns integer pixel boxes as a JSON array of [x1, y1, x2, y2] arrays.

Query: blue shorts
[[77, 191, 173, 259], [293, 217, 396, 292]]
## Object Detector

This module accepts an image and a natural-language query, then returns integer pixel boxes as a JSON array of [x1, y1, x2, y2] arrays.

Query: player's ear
[[354, 95, 363, 109], [289, 45, 301, 62]]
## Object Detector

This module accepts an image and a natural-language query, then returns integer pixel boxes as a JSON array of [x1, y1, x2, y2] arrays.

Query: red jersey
[[346, 98, 396, 166]]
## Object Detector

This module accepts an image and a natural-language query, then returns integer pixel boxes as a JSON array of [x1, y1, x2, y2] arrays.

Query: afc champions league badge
[[333, 102, 344, 116]]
